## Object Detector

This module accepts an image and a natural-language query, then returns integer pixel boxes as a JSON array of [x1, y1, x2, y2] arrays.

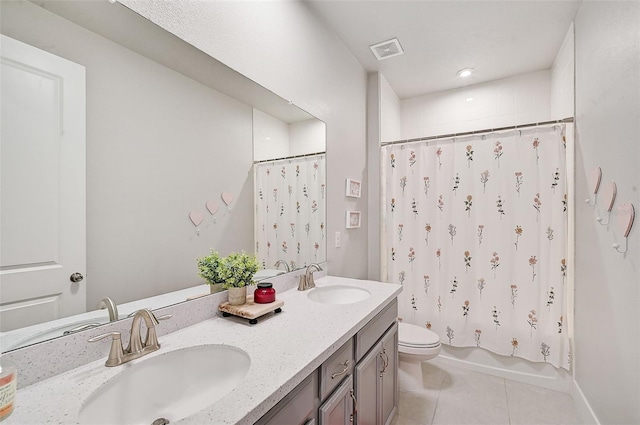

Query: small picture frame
[[346, 178, 361, 198], [346, 211, 361, 229]]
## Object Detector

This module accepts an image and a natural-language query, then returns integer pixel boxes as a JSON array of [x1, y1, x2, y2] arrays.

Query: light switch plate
[[335, 232, 341, 248]]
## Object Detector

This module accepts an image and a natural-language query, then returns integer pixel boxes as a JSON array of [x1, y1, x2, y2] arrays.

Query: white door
[[0, 34, 86, 332]]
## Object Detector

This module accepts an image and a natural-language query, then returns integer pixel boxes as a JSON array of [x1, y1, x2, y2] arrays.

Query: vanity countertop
[[6, 276, 401, 425]]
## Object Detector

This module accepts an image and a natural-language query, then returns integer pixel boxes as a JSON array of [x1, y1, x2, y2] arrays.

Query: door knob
[[70, 272, 84, 283]]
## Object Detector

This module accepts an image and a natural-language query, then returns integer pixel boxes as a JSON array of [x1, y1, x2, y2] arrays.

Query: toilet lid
[[398, 322, 440, 348]]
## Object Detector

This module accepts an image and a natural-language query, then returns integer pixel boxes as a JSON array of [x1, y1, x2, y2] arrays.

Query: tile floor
[[391, 359, 582, 425]]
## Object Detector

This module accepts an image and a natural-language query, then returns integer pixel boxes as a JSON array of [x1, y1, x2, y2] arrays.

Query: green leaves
[[197, 250, 259, 289]]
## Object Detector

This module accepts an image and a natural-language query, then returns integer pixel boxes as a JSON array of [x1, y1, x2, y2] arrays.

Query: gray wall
[[1, 2, 255, 307], [574, 2, 640, 423]]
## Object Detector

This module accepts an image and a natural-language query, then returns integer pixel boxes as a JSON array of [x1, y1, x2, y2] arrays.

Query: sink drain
[[152, 419, 169, 425]]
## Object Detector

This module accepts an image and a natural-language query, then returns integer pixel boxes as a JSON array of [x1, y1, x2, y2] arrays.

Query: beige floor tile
[[397, 389, 438, 424], [432, 394, 510, 425], [440, 366, 508, 406], [420, 362, 446, 391], [390, 413, 425, 425], [506, 379, 582, 425]]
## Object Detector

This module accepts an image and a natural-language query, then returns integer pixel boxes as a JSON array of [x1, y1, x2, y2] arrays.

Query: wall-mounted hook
[[596, 182, 617, 225], [585, 166, 602, 207], [612, 239, 628, 254], [612, 203, 634, 254]]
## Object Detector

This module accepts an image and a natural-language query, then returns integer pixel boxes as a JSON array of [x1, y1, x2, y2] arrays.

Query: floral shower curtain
[[382, 125, 569, 369], [254, 154, 326, 271]]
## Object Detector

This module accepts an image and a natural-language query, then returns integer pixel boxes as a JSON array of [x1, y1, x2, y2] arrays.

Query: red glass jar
[[254, 282, 276, 304]]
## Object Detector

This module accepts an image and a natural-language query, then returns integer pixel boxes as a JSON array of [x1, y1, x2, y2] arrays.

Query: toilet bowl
[[397, 322, 441, 391]]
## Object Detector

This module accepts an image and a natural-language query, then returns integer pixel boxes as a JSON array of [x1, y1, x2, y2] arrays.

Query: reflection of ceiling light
[[457, 68, 474, 78], [265, 137, 271, 140], [466, 97, 474, 102]]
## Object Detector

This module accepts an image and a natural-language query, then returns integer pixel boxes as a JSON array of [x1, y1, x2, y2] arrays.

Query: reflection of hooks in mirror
[[189, 210, 204, 236], [596, 182, 617, 225], [612, 203, 635, 254], [584, 166, 602, 206]]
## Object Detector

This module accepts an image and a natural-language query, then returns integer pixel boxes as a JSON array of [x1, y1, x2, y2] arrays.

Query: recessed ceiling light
[[466, 97, 474, 102], [457, 68, 474, 78]]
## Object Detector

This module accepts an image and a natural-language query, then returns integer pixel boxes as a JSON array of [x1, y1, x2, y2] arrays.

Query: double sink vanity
[[5, 275, 401, 424]]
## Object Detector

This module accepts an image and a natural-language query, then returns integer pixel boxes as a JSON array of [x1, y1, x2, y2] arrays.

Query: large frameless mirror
[[0, 0, 325, 352]]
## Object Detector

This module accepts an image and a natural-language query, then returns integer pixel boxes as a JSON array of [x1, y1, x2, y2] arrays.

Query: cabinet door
[[256, 372, 318, 425], [380, 323, 398, 425], [354, 341, 381, 425], [319, 374, 354, 425]]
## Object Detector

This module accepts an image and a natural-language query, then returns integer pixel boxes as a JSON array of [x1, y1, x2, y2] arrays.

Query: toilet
[[397, 322, 441, 391]]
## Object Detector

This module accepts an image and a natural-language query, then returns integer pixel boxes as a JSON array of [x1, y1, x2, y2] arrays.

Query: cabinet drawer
[[320, 338, 354, 400], [355, 298, 397, 361]]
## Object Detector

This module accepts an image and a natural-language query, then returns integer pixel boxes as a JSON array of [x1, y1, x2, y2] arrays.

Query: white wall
[[253, 109, 290, 161], [380, 74, 402, 143], [551, 23, 575, 120], [573, 3, 640, 424], [1, 1, 255, 307], [401, 70, 552, 139], [289, 119, 326, 157], [121, 0, 369, 279]]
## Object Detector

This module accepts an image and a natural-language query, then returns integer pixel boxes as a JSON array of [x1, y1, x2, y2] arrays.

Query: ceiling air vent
[[369, 38, 404, 61]]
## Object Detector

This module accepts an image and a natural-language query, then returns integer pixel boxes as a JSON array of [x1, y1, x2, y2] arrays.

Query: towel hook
[[596, 182, 617, 225], [585, 167, 602, 207]]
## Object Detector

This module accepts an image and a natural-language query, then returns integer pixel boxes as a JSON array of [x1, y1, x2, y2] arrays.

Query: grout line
[[504, 376, 512, 425]]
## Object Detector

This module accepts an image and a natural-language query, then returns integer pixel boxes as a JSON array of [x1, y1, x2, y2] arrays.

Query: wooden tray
[[218, 295, 283, 325]]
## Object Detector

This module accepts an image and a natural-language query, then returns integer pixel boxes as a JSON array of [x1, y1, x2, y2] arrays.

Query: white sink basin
[[78, 345, 250, 425], [307, 285, 371, 305]]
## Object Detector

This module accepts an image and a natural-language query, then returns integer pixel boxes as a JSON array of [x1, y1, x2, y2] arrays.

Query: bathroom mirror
[[253, 109, 327, 273], [0, 0, 326, 351]]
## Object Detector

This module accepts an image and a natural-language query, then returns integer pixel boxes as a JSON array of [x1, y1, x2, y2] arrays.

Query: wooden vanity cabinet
[[256, 298, 398, 425], [318, 374, 355, 424], [254, 371, 319, 425], [355, 322, 398, 425]]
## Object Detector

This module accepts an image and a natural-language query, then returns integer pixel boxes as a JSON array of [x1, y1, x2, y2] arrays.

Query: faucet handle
[[298, 274, 307, 291], [88, 332, 124, 367], [144, 313, 171, 349], [306, 273, 317, 289]]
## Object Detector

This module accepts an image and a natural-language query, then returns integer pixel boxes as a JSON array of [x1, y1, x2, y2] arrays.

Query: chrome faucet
[[274, 259, 291, 272], [97, 297, 119, 322], [298, 263, 322, 291], [88, 308, 172, 367]]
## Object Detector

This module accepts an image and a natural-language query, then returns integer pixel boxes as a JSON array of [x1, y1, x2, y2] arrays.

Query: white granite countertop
[[6, 276, 401, 425]]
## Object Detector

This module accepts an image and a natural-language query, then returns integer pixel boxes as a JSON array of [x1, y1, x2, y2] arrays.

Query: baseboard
[[572, 380, 600, 425]]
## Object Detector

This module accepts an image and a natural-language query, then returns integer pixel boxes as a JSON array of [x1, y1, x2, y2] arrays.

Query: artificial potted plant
[[197, 250, 259, 305]]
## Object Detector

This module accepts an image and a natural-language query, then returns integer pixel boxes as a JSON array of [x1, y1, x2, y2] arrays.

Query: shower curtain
[[254, 154, 326, 271], [382, 125, 569, 369]]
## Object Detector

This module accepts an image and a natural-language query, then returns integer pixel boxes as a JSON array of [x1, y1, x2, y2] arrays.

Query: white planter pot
[[228, 286, 247, 306]]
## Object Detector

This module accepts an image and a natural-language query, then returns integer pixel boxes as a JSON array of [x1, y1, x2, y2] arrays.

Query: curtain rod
[[253, 151, 325, 165], [381, 117, 574, 147]]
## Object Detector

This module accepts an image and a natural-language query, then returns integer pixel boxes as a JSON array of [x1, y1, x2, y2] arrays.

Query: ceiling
[[305, 0, 582, 100]]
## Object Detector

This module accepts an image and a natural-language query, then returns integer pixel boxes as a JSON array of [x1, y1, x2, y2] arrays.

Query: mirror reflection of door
[[0, 35, 86, 331]]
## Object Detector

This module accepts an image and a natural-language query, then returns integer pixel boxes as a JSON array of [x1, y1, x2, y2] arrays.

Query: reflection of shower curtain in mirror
[[254, 154, 326, 271], [381, 125, 569, 369]]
